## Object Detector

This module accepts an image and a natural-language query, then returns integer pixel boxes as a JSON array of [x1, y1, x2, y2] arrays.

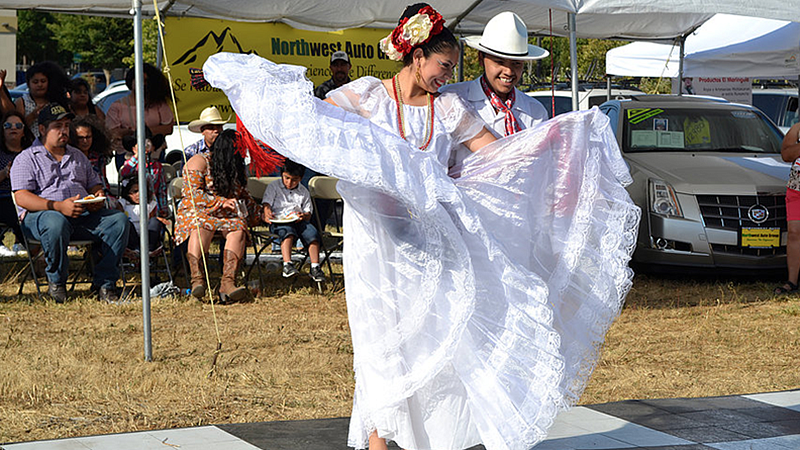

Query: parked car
[[527, 87, 642, 117], [8, 82, 26, 102], [599, 95, 789, 270], [752, 88, 798, 133]]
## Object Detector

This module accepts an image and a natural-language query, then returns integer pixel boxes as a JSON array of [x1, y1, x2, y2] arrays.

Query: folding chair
[[167, 177, 189, 282], [12, 193, 96, 301], [244, 176, 281, 284], [308, 176, 344, 291], [162, 163, 177, 184]]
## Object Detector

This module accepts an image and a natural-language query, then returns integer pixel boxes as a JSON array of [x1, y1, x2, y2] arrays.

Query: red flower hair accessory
[[380, 6, 445, 61]]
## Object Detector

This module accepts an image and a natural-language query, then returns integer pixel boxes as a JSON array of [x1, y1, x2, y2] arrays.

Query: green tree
[[122, 18, 160, 68], [49, 14, 132, 86], [17, 11, 71, 68]]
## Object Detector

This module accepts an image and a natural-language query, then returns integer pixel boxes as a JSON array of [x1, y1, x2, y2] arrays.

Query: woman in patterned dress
[[174, 129, 257, 303]]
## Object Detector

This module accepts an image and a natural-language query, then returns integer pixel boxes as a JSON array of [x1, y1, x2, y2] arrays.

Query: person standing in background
[[106, 63, 175, 170], [314, 51, 352, 100]]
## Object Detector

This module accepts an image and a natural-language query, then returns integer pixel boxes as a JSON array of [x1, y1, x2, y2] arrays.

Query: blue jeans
[[21, 209, 130, 288], [270, 221, 320, 247]]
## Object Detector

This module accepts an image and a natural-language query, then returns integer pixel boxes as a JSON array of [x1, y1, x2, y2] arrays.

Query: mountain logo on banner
[[173, 27, 258, 66]]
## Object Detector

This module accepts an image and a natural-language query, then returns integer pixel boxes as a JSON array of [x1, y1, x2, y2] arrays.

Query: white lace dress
[[204, 53, 641, 450]]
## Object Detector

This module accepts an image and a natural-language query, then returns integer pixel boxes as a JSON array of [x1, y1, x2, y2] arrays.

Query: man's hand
[[85, 199, 104, 213], [56, 195, 85, 218]]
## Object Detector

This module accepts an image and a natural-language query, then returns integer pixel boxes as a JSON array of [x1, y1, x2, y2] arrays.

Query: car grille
[[698, 194, 786, 256]]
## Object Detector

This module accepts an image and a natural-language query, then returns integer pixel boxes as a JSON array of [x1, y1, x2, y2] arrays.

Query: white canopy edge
[[607, 14, 800, 78]]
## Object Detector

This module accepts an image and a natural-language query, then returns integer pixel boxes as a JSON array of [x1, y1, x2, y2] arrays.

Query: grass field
[[1, 260, 799, 444]]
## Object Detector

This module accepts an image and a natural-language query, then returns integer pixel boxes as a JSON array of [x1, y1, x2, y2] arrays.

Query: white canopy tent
[[606, 14, 800, 78], [7, 0, 800, 360]]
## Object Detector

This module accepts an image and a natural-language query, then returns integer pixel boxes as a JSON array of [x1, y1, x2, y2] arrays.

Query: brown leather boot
[[219, 249, 247, 303], [186, 253, 206, 299]]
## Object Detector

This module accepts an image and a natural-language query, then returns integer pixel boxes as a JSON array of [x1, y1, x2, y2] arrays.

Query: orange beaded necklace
[[392, 74, 434, 151]]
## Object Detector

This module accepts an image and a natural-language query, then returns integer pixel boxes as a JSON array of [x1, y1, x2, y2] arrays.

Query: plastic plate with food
[[271, 213, 299, 224], [74, 195, 106, 205]]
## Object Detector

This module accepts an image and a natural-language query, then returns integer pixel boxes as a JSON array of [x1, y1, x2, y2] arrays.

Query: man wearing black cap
[[11, 103, 130, 303], [314, 51, 352, 100]]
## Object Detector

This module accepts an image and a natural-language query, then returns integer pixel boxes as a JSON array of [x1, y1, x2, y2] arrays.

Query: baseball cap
[[38, 103, 75, 127], [330, 51, 350, 63]]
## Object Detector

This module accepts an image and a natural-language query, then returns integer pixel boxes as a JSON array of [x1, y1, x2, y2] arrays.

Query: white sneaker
[[0, 245, 16, 257], [12, 243, 27, 256]]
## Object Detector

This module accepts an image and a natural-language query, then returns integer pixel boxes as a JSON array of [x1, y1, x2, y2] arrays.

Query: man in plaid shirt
[[11, 104, 130, 303]]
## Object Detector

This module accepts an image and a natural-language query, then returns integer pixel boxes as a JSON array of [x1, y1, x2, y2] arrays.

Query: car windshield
[[623, 107, 782, 153]]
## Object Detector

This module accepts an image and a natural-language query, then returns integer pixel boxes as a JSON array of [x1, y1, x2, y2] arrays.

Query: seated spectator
[[11, 103, 129, 303], [118, 128, 169, 219], [174, 129, 258, 303], [70, 116, 115, 203], [118, 175, 165, 254], [0, 110, 34, 256], [184, 106, 227, 158], [261, 159, 325, 282]]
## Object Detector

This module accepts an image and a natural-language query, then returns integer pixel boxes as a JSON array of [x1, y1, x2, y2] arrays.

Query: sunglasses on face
[[3, 122, 23, 130]]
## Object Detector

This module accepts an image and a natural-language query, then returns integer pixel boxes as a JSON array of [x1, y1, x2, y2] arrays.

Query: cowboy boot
[[186, 253, 206, 299], [219, 250, 247, 303]]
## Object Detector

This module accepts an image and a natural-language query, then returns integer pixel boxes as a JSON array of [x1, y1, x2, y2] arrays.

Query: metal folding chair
[[244, 176, 281, 285], [308, 176, 344, 291], [12, 193, 96, 301]]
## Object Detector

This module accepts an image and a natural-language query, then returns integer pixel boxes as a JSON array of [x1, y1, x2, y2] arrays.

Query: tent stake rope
[[153, 0, 224, 378]]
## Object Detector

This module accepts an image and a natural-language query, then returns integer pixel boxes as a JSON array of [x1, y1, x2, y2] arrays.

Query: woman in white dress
[[203, 4, 640, 450]]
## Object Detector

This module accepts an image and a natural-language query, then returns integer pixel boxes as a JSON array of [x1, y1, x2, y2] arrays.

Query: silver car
[[600, 96, 788, 269]]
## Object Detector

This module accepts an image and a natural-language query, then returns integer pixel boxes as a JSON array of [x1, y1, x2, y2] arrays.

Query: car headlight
[[649, 179, 683, 218]]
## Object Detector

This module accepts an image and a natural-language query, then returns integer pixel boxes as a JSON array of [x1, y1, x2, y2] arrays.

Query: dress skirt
[[204, 53, 640, 450]]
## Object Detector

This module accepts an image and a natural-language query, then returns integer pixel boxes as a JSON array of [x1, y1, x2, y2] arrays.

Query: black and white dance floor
[[3, 390, 799, 449]]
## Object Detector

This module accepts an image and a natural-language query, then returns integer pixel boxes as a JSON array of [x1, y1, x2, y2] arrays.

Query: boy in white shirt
[[261, 160, 325, 282]]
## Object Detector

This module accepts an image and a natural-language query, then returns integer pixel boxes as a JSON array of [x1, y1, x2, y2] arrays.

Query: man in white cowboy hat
[[440, 11, 549, 173], [184, 105, 229, 158]]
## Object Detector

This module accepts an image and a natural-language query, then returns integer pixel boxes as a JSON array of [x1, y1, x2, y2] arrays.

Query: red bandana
[[480, 75, 520, 136]]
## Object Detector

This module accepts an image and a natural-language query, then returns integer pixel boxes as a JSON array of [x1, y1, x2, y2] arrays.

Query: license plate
[[740, 227, 781, 248]]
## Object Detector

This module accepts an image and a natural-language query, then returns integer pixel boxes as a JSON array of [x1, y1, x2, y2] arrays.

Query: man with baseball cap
[[184, 105, 229, 158], [314, 51, 352, 100], [440, 12, 549, 173], [11, 103, 130, 303]]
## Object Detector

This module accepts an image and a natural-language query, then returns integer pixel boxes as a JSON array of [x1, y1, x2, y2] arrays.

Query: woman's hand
[[221, 198, 238, 212]]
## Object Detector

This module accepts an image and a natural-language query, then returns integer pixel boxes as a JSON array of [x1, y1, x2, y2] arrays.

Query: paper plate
[[75, 196, 106, 204]]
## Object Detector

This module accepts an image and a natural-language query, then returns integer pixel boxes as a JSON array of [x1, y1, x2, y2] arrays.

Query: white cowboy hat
[[188, 106, 230, 132], [464, 12, 549, 61]]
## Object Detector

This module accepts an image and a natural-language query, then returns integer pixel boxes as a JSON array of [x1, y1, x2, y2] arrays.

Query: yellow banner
[[164, 17, 400, 123]]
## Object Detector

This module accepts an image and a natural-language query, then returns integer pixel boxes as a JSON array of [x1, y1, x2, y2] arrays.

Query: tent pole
[[678, 35, 685, 96], [132, 0, 152, 362], [568, 13, 579, 111], [607, 76, 611, 101], [458, 38, 464, 83], [156, 21, 163, 70]]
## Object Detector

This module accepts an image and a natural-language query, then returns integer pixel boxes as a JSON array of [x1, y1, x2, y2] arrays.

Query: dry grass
[[1, 267, 800, 444]]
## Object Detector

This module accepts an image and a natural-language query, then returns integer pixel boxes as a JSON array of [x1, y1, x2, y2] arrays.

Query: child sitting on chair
[[119, 175, 165, 255], [262, 160, 326, 282]]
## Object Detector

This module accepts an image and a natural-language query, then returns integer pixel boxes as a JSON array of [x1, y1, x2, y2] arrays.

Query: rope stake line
[[152, 0, 223, 376]]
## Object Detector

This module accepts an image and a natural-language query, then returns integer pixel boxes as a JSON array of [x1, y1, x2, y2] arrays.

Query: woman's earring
[[415, 65, 421, 83]]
